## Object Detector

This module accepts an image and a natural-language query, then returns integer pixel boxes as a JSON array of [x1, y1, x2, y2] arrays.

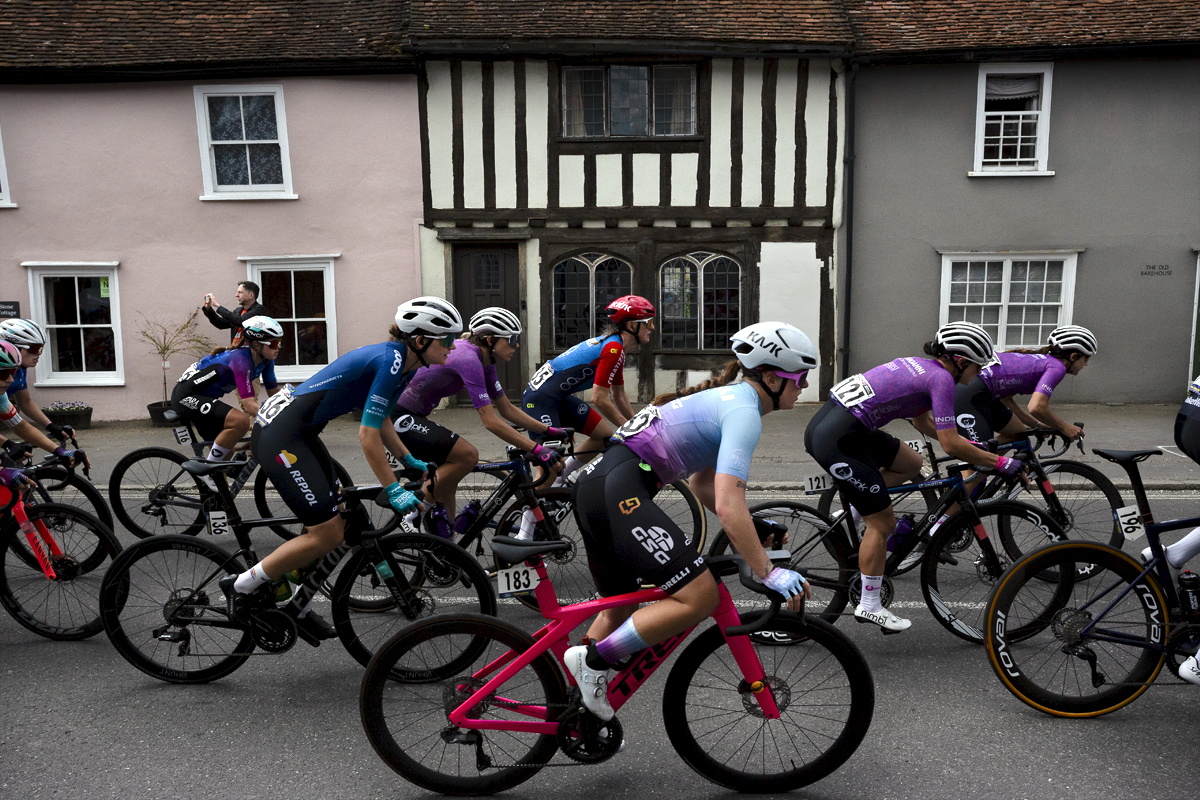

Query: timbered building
[[407, 2, 852, 402]]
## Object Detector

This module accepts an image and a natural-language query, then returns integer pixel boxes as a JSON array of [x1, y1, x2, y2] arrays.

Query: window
[[972, 63, 1053, 175], [194, 85, 296, 200], [659, 252, 741, 350], [23, 262, 123, 386], [552, 252, 632, 349], [244, 257, 337, 381], [939, 252, 1078, 349], [0, 120, 14, 208], [562, 65, 696, 138]]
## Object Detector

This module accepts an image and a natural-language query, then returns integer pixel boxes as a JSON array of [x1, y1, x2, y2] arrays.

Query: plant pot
[[146, 401, 175, 427], [42, 407, 93, 430]]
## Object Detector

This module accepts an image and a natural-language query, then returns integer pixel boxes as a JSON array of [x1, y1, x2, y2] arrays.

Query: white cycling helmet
[[395, 296, 463, 336], [0, 318, 45, 349], [730, 322, 819, 373], [0, 340, 21, 369], [469, 307, 522, 338], [240, 316, 285, 342], [1048, 325, 1097, 356], [934, 321, 998, 367]]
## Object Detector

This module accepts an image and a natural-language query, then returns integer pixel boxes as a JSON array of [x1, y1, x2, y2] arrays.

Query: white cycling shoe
[[854, 604, 912, 634], [1180, 655, 1200, 686], [564, 645, 615, 721]]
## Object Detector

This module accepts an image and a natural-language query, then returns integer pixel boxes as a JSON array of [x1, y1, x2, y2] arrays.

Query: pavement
[[63, 401, 1200, 492]]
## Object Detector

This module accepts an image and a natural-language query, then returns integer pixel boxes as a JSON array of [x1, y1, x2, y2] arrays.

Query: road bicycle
[[984, 446, 1200, 717], [0, 475, 122, 639], [359, 535, 874, 794], [5, 439, 113, 530], [98, 460, 495, 683], [709, 457, 1066, 643]]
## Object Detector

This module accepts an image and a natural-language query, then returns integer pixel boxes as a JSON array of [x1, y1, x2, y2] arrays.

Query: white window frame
[[23, 261, 124, 387], [241, 254, 339, 382], [938, 250, 1079, 350], [0, 119, 15, 208], [194, 84, 297, 201], [970, 63, 1054, 177]]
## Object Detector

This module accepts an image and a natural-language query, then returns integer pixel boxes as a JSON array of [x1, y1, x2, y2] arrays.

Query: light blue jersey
[[617, 381, 763, 483]]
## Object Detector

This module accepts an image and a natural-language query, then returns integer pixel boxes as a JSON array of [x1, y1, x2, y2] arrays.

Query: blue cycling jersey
[[526, 333, 625, 399], [178, 348, 277, 400], [4, 367, 27, 398], [289, 341, 417, 429]]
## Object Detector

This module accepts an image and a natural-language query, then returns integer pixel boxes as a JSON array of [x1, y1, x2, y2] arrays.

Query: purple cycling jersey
[[398, 339, 504, 416], [838, 357, 958, 430], [979, 352, 1066, 399]]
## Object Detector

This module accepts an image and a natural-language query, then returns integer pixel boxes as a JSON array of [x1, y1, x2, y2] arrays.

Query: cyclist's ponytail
[[652, 360, 742, 406], [208, 346, 229, 357], [1005, 346, 1051, 355]]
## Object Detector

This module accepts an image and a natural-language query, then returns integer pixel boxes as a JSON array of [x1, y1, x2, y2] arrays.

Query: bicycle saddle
[[180, 459, 246, 476], [162, 409, 181, 423], [490, 535, 572, 565], [1092, 448, 1162, 464]]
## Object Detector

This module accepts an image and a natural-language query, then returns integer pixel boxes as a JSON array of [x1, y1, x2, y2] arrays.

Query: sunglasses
[[504, 334, 520, 346], [22, 345, 43, 356], [0, 368, 15, 381], [773, 369, 809, 388], [264, 340, 283, 349], [435, 334, 456, 348]]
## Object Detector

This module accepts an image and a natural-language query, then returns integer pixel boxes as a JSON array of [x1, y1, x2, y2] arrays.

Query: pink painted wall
[[0, 74, 423, 419]]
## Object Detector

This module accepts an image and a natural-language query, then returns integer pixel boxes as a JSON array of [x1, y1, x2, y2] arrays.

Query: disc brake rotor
[[739, 676, 791, 717], [163, 588, 211, 624]]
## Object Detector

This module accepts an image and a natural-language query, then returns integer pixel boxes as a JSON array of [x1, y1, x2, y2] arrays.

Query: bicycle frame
[[5, 488, 64, 580]]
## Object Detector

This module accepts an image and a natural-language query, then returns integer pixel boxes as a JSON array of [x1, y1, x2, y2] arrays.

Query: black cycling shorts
[[170, 381, 236, 442], [804, 399, 901, 516], [953, 378, 1013, 443], [251, 393, 340, 527], [572, 443, 706, 597], [1175, 401, 1200, 465], [391, 407, 460, 464], [521, 390, 603, 439]]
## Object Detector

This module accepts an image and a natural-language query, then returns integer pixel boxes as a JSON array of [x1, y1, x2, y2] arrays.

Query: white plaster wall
[[759, 242, 823, 401], [493, 61, 519, 209], [525, 62, 549, 209], [709, 59, 734, 207], [774, 60, 799, 207], [426, 62, 455, 209], [805, 60, 831, 208], [558, 154, 585, 207], [670, 152, 699, 206], [524, 237, 541, 376], [632, 153, 660, 206], [741, 59, 764, 208], [461, 62, 486, 208], [596, 153, 623, 206]]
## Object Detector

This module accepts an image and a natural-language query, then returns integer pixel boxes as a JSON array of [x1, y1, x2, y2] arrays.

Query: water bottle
[[285, 556, 321, 588], [886, 517, 915, 552], [271, 575, 293, 604], [1179, 571, 1200, 620], [424, 504, 453, 539], [453, 500, 481, 536]]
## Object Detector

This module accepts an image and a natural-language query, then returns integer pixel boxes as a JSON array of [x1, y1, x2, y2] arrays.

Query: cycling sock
[[561, 455, 584, 477], [1166, 526, 1200, 568], [516, 508, 537, 541], [860, 575, 884, 613], [207, 444, 232, 462], [594, 617, 648, 668], [928, 513, 950, 537], [234, 562, 272, 594]]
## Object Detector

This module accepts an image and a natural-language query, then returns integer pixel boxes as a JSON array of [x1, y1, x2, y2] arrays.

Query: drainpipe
[[840, 59, 858, 380]]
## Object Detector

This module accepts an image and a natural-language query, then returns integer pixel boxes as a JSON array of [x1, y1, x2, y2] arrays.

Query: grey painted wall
[[849, 59, 1200, 403]]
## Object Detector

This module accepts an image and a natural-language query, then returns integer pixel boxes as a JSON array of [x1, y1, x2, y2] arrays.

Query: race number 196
[[1113, 505, 1145, 540], [496, 564, 540, 598]]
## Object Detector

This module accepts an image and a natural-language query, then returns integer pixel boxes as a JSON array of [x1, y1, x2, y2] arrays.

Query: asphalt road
[[3, 488, 1198, 800]]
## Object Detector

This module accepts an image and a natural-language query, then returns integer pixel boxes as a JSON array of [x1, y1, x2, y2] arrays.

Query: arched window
[[552, 252, 633, 349], [659, 251, 741, 350]]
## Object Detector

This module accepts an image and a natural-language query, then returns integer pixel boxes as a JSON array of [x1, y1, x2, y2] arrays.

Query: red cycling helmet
[[605, 295, 656, 323]]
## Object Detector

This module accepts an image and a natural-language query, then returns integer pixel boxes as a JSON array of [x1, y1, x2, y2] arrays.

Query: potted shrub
[[136, 310, 215, 426], [41, 400, 93, 430]]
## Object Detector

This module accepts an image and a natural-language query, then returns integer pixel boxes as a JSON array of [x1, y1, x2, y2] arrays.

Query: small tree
[[136, 309, 216, 404]]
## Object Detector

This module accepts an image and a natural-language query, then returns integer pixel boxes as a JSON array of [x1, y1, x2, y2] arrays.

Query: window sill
[[967, 171, 1055, 178], [200, 193, 299, 201], [34, 377, 124, 388], [0, 201, 17, 208]]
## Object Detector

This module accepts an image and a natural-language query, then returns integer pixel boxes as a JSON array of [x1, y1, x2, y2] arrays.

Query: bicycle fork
[[714, 590, 782, 719], [15, 505, 62, 580]]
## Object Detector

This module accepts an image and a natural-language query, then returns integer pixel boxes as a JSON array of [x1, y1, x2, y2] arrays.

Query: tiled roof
[[0, 1, 411, 72], [408, 1, 854, 47], [845, 1, 1200, 53]]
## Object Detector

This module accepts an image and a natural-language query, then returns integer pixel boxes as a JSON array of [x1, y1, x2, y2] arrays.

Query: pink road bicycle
[[360, 534, 874, 794]]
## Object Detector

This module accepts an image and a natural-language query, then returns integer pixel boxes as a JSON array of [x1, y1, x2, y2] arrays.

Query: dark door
[[453, 244, 523, 399]]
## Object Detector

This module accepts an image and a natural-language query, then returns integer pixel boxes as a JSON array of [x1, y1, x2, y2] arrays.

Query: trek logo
[[610, 631, 689, 699], [277, 450, 298, 467], [619, 498, 641, 515], [394, 415, 430, 435], [743, 331, 782, 357], [632, 525, 674, 565], [956, 413, 979, 439], [390, 350, 405, 375]]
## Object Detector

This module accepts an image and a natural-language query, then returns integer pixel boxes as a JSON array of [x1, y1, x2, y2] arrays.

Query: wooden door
[[453, 244, 523, 399]]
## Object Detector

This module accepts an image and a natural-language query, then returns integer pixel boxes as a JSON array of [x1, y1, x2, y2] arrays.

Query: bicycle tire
[[360, 614, 568, 795], [109, 447, 205, 538], [27, 464, 114, 532], [921, 500, 1065, 643], [662, 612, 874, 792], [706, 501, 851, 623], [984, 541, 1169, 717], [1003, 459, 1125, 560], [100, 535, 253, 683], [817, 481, 939, 577], [490, 488, 593, 611], [0, 504, 122, 640], [332, 532, 497, 669]]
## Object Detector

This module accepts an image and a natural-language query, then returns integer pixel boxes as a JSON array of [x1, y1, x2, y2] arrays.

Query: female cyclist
[[392, 306, 564, 533], [522, 295, 655, 481], [0, 341, 86, 467], [952, 325, 1097, 445], [563, 322, 817, 721], [220, 297, 462, 640], [0, 318, 76, 444], [171, 316, 284, 462], [804, 321, 1023, 634]]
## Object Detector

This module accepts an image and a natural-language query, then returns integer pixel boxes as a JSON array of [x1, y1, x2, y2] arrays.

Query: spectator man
[[203, 281, 268, 347]]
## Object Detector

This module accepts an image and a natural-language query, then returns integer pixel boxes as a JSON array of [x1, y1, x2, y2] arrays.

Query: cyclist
[[563, 321, 816, 721], [170, 316, 284, 462], [0, 340, 87, 467], [1160, 371, 1200, 686], [220, 297, 462, 640], [522, 295, 655, 482], [952, 325, 1097, 446], [0, 319, 76, 444], [392, 306, 564, 535], [804, 321, 1023, 634]]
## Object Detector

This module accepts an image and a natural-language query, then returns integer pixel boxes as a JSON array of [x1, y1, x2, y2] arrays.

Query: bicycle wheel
[[100, 535, 253, 683], [706, 501, 851, 623], [109, 447, 205, 538], [1004, 459, 1125, 555], [28, 464, 114, 532], [984, 541, 1169, 717], [491, 489, 595, 610], [662, 613, 874, 792], [921, 500, 1065, 643], [818, 481, 938, 577], [0, 504, 121, 640], [333, 532, 497, 669], [360, 614, 568, 795]]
